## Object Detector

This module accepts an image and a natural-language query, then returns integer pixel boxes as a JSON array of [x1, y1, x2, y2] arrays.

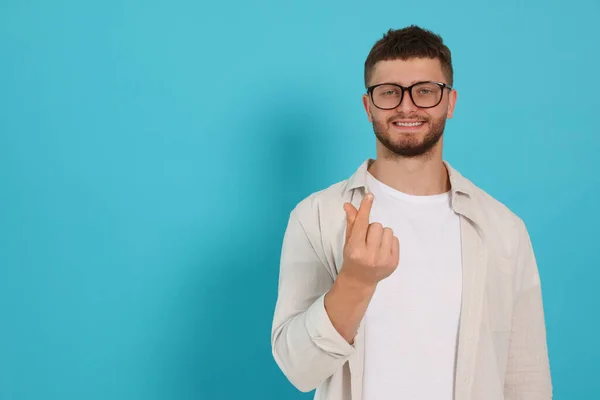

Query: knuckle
[[346, 247, 363, 261], [369, 222, 383, 231]]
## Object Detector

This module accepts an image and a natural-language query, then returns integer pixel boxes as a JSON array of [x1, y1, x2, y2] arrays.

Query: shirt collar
[[345, 158, 478, 220]]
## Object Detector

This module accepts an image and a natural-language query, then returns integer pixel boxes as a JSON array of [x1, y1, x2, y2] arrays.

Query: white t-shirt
[[362, 172, 463, 400]]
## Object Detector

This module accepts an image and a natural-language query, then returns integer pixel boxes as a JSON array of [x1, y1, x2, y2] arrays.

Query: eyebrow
[[392, 80, 435, 85]]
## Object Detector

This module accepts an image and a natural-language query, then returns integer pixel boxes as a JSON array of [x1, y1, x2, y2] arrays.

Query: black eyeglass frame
[[366, 81, 453, 110]]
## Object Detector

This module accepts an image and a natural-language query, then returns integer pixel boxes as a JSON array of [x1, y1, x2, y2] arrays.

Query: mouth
[[390, 120, 427, 131]]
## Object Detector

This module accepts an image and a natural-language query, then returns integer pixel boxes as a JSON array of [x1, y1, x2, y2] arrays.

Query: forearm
[[504, 285, 552, 399], [324, 272, 377, 344], [272, 209, 361, 392], [505, 220, 552, 398], [272, 272, 375, 391], [272, 293, 357, 392]]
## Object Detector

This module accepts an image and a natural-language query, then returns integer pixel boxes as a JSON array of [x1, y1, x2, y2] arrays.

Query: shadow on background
[[150, 97, 334, 399]]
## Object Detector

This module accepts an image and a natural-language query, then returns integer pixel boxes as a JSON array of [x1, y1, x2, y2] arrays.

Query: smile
[[392, 121, 425, 127]]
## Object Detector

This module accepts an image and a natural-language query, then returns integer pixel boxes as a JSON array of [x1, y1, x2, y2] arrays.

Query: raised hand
[[341, 193, 400, 286]]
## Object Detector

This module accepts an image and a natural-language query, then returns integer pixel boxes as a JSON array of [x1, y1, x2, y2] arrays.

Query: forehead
[[370, 58, 446, 86]]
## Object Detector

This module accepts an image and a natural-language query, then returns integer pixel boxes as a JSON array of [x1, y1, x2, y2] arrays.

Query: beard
[[372, 113, 447, 158]]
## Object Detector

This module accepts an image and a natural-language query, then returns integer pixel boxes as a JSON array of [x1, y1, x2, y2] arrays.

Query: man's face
[[362, 58, 457, 158]]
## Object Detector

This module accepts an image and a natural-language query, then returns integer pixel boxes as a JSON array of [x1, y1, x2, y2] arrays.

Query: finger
[[366, 222, 383, 250], [391, 236, 400, 265], [380, 227, 394, 253], [343, 203, 358, 243], [351, 193, 374, 242]]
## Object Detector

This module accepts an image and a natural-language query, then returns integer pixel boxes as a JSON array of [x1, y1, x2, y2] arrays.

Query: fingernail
[[366, 193, 373, 200]]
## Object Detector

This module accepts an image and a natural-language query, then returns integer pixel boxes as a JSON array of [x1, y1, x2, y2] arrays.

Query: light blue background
[[1, 1, 599, 399]]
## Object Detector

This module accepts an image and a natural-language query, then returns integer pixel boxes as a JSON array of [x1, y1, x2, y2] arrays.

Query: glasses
[[367, 81, 452, 110]]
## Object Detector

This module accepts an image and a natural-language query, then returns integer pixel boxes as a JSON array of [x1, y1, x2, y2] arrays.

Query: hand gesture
[[341, 193, 400, 285]]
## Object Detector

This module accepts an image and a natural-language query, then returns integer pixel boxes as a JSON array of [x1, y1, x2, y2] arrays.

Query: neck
[[369, 145, 450, 196]]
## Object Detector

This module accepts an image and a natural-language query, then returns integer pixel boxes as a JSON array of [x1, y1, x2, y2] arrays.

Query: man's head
[[362, 26, 457, 159]]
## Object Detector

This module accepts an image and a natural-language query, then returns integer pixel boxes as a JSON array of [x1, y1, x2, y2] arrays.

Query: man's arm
[[271, 210, 356, 393], [271, 194, 399, 392], [504, 219, 553, 399], [324, 194, 398, 343]]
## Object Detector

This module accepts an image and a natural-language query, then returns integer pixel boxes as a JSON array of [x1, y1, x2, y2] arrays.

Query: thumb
[[343, 202, 358, 243]]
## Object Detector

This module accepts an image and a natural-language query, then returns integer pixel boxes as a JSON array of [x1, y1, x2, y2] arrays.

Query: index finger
[[350, 193, 374, 241]]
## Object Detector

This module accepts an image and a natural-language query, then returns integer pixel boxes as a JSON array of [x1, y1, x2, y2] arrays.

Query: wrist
[[335, 271, 377, 297]]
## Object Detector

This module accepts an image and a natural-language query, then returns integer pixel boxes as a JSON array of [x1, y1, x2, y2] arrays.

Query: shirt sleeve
[[504, 219, 553, 399], [271, 209, 355, 393]]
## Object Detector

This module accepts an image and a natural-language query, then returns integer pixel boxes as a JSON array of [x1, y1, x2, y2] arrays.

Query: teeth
[[394, 121, 424, 126]]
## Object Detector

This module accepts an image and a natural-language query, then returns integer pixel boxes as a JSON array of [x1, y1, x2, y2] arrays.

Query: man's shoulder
[[460, 174, 529, 256], [291, 178, 350, 221], [290, 159, 370, 221], [468, 179, 523, 225]]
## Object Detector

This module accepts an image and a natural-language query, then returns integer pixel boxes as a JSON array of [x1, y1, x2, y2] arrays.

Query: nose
[[396, 89, 419, 113]]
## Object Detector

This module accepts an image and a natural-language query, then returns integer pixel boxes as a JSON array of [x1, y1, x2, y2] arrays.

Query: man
[[271, 25, 552, 400]]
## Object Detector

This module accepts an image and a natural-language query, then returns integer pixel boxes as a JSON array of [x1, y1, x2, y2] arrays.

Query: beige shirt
[[271, 159, 552, 400]]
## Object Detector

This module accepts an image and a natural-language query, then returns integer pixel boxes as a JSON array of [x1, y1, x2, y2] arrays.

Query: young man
[[271, 26, 552, 400]]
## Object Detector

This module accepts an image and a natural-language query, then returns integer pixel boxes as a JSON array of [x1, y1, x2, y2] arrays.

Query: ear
[[446, 89, 457, 119], [362, 93, 373, 122]]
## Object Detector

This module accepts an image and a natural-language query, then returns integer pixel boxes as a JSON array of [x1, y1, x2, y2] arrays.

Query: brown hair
[[364, 25, 453, 88]]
